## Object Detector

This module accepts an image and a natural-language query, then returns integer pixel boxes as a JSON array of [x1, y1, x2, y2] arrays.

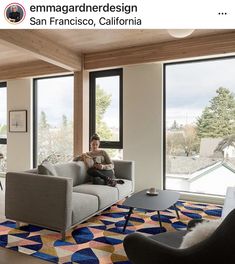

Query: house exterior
[[189, 162, 235, 195], [199, 138, 223, 157], [200, 137, 235, 158], [166, 156, 235, 195]]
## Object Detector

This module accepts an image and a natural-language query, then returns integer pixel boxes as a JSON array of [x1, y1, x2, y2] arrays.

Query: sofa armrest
[[113, 160, 135, 182], [5, 172, 73, 232]]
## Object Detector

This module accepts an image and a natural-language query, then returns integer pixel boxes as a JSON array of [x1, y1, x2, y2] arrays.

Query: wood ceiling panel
[[0, 30, 81, 71], [0, 29, 234, 73], [37, 29, 235, 53], [0, 40, 36, 66]]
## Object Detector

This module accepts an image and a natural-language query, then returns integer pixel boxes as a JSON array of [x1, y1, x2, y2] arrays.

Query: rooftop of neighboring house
[[214, 135, 235, 152], [199, 137, 223, 157], [166, 155, 235, 176], [166, 155, 221, 175]]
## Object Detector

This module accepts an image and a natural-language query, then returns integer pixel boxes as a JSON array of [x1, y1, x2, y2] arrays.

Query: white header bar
[[0, 0, 234, 29]]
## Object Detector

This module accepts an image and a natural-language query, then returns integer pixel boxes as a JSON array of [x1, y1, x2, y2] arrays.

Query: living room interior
[[0, 29, 235, 263]]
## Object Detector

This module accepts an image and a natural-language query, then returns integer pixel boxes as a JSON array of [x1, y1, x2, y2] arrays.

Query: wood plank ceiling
[[0, 29, 235, 80]]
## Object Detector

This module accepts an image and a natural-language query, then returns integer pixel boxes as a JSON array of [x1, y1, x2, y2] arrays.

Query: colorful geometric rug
[[0, 200, 222, 264]]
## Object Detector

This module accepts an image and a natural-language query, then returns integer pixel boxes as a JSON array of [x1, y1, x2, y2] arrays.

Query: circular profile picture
[[5, 3, 26, 24]]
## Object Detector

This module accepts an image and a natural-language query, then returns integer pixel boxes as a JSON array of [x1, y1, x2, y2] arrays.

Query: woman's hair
[[90, 133, 100, 142], [11, 5, 18, 11]]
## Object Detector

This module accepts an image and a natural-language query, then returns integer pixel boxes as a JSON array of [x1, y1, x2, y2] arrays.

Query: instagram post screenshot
[[0, 0, 234, 263]]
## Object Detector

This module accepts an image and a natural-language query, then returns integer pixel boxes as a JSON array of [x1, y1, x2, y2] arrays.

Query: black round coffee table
[[122, 189, 180, 232]]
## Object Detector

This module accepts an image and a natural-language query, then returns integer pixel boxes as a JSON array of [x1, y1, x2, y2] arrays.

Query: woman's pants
[[87, 167, 114, 185]]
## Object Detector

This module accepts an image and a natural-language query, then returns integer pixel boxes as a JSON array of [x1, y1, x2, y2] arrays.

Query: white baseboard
[[180, 192, 224, 205]]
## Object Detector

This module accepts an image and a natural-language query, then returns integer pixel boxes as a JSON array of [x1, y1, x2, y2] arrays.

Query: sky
[[37, 75, 120, 128], [166, 57, 235, 128], [2, 57, 235, 132], [37, 76, 73, 127], [0, 75, 119, 135]]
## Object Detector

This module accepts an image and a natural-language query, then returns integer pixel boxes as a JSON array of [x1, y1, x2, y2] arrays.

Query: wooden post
[[73, 71, 83, 156]]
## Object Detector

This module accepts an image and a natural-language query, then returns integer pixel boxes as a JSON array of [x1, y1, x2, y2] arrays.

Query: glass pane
[[37, 76, 73, 164], [0, 87, 7, 139], [95, 76, 120, 141], [0, 86, 7, 173], [165, 58, 235, 196], [0, 145, 7, 173], [104, 149, 123, 160]]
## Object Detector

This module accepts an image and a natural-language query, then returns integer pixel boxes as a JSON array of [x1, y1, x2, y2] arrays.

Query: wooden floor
[[0, 178, 47, 264]]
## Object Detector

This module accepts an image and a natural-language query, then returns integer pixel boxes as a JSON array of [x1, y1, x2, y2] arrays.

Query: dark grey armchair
[[124, 209, 235, 264]]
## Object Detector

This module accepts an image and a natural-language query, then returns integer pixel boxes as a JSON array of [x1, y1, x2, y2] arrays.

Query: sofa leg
[[16, 221, 20, 228], [61, 231, 66, 241]]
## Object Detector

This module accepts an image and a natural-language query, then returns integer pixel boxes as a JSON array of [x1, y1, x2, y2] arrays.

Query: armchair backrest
[[222, 187, 235, 218], [124, 209, 235, 264]]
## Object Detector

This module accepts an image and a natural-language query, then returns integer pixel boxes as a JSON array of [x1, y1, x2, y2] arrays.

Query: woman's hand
[[94, 163, 103, 170]]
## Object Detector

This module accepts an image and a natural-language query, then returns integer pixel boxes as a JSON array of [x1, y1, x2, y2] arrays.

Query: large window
[[164, 56, 235, 196], [0, 82, 7, 173], [90, 69, 123, 159], [33, 75, 73, 166]]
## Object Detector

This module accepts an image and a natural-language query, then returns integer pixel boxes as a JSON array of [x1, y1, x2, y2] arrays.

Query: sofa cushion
[[72, 192, 99, 225], [38, 161, 58, 176], [54, 162, 90, 186], [73, 184, 118, 210], [115, 179, 133, 199]]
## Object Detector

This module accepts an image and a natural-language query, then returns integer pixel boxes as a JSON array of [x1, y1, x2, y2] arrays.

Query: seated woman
[[73, 134, 124, 187]]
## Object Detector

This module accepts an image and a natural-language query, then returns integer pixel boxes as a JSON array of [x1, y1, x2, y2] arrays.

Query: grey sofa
[[5, 160, 134, 240]]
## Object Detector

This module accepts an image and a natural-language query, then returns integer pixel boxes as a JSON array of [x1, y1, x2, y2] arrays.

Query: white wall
[[123, 63, 163, 192], [7, 79, 32, 171]]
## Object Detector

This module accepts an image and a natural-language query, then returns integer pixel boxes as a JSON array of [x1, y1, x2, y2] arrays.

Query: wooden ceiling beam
[[0, 30, 81, 71], [84, 32, 235, 70], [0, 61, 69, 81]]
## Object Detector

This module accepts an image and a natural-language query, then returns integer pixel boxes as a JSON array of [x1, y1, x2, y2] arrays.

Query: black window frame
[[89, 68, 123, 149], [163, 55, 235, 195], [33, 74, 74, 167], [0, 82, 7, 145]]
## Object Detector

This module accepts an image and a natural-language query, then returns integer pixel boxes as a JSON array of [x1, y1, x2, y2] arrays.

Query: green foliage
[[197, 87, 235, 138], [171, 120, 179, 130], [38, 111, 73, 164], [183, 125, 200, 155], [167, 125, 200, 156], [96, 85, 113, 141], [0, 124, 7, 136], [37, 85, 117, 163], [62, 115, 68, 127], [39, 111, 49, 130], [167, 132, 185, 155]]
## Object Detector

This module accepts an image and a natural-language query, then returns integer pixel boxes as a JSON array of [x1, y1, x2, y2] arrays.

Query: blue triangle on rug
[[0, 200, 222, 264], [89, 225, 107, 230], [101, 219, 115, 225], [94, 236, 123, 245], [27, 235, 43, 244], [71, 248, 99, 262], [54, 239, 74, 247], [10, 232, 30, 239]]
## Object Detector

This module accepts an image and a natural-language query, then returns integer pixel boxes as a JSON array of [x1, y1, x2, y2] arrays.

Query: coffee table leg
[[157, 211, 162, 228], [174, 204, 180, 219], [123, 207, 133, 232]]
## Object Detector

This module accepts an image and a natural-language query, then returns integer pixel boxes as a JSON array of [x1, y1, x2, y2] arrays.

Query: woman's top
[[74, 150, 114, 170]]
